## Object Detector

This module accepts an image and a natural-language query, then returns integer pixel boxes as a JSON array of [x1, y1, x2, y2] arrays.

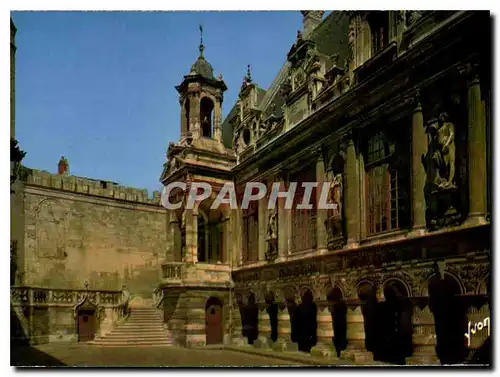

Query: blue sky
[[11, 11, 318, 195]]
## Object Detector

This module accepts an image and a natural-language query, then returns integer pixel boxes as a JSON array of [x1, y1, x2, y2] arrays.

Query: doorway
[[77, 309, 96, 342], [205, 297, 223, 345]]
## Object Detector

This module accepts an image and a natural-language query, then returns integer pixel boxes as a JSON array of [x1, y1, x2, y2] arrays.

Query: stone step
[[103, 331, 169, 337], [93, 339, 172, 345], [95, 336, 170, 342], [89, 342, 174, 348], [116, 324, 164, 329]]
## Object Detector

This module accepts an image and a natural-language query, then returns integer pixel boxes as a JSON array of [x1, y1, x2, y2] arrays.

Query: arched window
[[197, 209, 224, 263], [200, 97, 214, 138]]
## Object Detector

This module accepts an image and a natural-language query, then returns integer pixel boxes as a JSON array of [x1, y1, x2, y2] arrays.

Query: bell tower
[[176, 25, 227, 147]]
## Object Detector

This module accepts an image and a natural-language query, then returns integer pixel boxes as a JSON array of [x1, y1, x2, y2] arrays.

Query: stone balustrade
[[160, 262, 232, 287], [10, 286, 122, 308]]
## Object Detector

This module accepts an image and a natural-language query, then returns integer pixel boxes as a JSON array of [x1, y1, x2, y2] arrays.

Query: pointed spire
[[199, 24, 204, 57]]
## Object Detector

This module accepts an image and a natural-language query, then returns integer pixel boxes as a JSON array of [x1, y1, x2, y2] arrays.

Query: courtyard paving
[[11, 343, 307, 367]]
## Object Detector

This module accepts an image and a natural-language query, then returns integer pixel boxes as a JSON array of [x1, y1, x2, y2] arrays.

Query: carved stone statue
[[425, 113, 456, 190], [423, 112, 461, 230], [324, 170, 345, 248], [267, 207, 278, 240], [265, 207, 278, 262]]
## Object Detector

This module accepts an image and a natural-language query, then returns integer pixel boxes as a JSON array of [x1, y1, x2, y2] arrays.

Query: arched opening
[[184, 98, 190, 132], [205, 296, 223, 345], [197, 208, 224, 264], [357, 282, 377, 354], [295, 289, 317, 352], [265, 291, 278, 342], [327, 286, 348, 357], [380, 279, 414, 364], [242, 293, 259, 345], [200, 97, 214, 138], [428, 272, 468, 364]]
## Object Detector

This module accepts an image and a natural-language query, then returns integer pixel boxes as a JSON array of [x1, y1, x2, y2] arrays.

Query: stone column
[[464, 63, 488, 224], [272, 304, 298, 352], [316, 154, 328, 251], [345, 138, 360, 246], [311, 303, 335, 357], [255, 305, 272, 348], [184, 209, 197, 263], [411, 96, 427, 231], [406, 303, 439, 365], [343, 303, 374, 363], [231, 299, 245, 346], [258, 195, 267, 261]]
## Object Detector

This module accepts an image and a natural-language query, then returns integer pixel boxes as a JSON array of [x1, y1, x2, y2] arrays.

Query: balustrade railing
[[10, 286, 122, 307], [161, 262, 184, 281]]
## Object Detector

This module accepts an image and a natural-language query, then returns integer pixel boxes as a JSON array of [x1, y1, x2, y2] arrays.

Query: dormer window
[[368, 11, 389, 56]]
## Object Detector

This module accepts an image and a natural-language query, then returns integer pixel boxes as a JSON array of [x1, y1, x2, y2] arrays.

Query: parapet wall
[[24, 168, 162, 206]]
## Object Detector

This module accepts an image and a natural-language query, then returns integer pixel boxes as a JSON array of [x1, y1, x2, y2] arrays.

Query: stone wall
[[20, 169, 168, 299]]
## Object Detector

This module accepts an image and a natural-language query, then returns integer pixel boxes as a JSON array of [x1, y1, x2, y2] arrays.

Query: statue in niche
[[423, 112, 457, 191], [423, 112, 461, 230], [267, 207, 278, 240], [265, 207, 278, 262]]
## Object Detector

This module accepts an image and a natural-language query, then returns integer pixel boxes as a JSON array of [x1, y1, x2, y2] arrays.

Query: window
[[290, 166, 317, 253], [368, 11, 389, 56], [365, 130, 409, 235], [242, 201, 259, 263], [200, 97, 214, 138]]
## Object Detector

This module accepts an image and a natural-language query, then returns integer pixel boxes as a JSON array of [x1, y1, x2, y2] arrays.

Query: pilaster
[[411, 95, 427, 231], [345, 138, 360, 246], [463, 62, 488, 225], [316, 154, 328, 251], [258, 195, 267, 261]]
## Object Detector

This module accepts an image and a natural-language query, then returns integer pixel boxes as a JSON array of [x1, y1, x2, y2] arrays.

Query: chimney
[[58, 156, 69, 175], [301, 11, 325, 39]]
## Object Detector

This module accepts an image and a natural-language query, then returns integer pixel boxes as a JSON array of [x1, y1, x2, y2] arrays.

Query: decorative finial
[[247, 64, 252, 82], [199, 24, 204, 57], [84, 281, 89, 290]]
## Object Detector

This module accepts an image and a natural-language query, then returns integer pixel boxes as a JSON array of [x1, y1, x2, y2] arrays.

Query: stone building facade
[[10, 19, 167, 346], [11, 11, 491, 365], [158, 11, 491, 364]]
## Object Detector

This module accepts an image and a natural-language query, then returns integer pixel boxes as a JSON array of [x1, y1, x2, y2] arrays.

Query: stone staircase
[[92, 307, 174, 347]]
